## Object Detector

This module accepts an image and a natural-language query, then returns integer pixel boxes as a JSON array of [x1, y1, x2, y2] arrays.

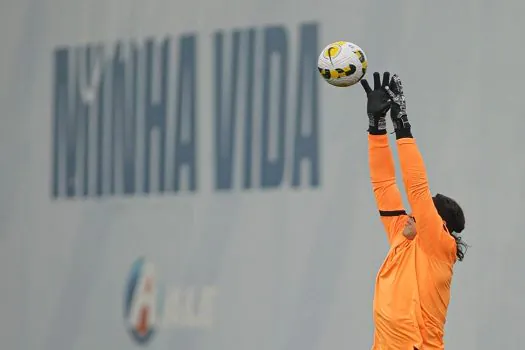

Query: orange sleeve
[[368, 134, 409, 245], [396, 138, 455, 257]]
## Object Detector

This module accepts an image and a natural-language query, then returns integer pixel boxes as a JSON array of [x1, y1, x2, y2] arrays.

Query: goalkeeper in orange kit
[[360, 72, 467, 350]]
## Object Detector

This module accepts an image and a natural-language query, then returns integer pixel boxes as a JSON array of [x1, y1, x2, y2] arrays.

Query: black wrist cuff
[[368, 127, 387, 135], [395, 127, 413, 139]]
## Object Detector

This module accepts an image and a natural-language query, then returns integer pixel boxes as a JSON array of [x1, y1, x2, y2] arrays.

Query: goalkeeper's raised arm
[[363, 72, 412, 245]]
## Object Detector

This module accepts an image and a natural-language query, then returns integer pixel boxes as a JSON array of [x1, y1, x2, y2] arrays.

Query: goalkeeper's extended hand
[[360, 72, 392, 135], [385, 74, 412, 138]]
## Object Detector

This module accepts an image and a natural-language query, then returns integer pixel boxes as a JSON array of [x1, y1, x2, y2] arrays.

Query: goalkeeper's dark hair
[[433, 193, 468, 262]]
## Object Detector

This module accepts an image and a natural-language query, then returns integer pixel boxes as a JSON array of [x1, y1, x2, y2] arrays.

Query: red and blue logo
[[123, 257, 165, 345]]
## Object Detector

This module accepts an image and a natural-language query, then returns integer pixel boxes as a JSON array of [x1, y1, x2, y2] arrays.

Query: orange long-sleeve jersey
[[368, 134, 457, 350]]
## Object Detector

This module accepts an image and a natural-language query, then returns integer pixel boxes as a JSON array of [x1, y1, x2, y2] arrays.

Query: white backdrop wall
[[1, 0, 524, 349]]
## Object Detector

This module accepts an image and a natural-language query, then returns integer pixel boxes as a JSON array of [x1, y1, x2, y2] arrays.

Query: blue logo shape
[[124, 257, 164, 345]]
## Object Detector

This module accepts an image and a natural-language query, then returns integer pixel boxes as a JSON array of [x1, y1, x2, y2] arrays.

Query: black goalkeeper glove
[[360, 72, 392, 135], [385, 74, 412, 139]]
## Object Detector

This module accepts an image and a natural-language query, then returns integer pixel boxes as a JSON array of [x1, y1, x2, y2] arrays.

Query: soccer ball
[[317, 41, 368, 87]]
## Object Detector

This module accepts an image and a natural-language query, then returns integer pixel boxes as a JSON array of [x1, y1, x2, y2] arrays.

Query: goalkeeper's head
[[433, 193, 467, 261]]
